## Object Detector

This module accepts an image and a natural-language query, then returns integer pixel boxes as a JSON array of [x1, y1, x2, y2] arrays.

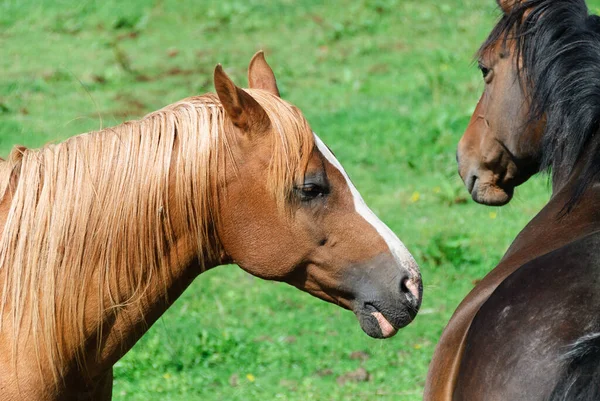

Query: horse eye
[[296, 183, 327, 202], [478, 62, 491, 79]]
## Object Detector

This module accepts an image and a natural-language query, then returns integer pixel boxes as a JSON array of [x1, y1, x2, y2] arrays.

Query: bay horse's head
[[212, 52, 421, 338], [457, 0, 545, 206], [459, 0, 600, 207]]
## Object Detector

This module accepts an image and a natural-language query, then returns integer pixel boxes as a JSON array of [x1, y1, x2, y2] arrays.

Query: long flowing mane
[[0, 89, 314, 381], [479, 0, 600, 205]]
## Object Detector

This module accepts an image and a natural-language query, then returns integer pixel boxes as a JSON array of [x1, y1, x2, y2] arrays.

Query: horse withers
[[427, 0, 600, 400], [0, 52, 421, 400]]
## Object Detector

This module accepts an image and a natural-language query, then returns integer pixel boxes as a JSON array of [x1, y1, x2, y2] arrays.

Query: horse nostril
[[400, 276, 410, 294], [467, 174, 478, 194], [400, 276, 421, 305]]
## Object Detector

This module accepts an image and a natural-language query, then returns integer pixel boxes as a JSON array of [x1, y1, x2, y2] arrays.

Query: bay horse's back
[[454, 231, 600, 401]]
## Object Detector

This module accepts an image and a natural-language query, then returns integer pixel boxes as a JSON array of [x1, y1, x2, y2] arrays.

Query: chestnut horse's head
[[213, 52, 421, 338], [457, 0, 545, 206]]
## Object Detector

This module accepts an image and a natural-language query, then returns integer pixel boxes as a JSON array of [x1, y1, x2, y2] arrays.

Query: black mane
[[481, 0, 600, 208], [549, 332, 600, 401]]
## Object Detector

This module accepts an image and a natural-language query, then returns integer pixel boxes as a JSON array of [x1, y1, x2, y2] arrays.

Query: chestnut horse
[[426, 1, 600, 400], [0, 52, 421, 400]]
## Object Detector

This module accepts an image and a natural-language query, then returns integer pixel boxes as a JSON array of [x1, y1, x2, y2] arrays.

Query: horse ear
[[248, 51, 280, 97], [214, 64, 270, 133], [497, 0, 517, 14]]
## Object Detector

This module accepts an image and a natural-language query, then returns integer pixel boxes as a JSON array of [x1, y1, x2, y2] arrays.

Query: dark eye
[[478, 62, 491, 79], [296, 183, 327, 202]]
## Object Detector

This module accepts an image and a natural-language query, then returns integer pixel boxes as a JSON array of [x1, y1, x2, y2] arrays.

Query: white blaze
[[313, 133, 419, 277]]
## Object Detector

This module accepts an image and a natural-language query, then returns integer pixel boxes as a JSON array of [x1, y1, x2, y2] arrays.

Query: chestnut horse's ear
[[214, 64, 270, 133], [248, 51, 280, 97], [497, 0, 517, 14]]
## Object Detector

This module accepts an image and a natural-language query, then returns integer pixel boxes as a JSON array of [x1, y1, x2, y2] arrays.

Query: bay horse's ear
[[248, 51, 280, 97], [214, 64, 271, 133], [497, 0, 517, 14]]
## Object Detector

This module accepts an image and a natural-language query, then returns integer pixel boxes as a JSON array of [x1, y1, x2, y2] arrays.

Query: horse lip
[[471, 180, 514, 206], [363, 302, 406, 331], [355, 296, 417, 338], [364, 302, 381, 315], [359, 303, 395, 337]]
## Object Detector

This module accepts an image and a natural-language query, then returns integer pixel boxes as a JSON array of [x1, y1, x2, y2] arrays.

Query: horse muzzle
[[345, 254, 422, 339], [465, 170, 514, 206]]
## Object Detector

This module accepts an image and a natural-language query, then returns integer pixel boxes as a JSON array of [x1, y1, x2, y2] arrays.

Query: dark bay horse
[[426, 1, 600, 400], [0, 52, 421, 400]]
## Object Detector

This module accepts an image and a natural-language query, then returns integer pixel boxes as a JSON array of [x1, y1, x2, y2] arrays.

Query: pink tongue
[[372, 311, 398, 338]]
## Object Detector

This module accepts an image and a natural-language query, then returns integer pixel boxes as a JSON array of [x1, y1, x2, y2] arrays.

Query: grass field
[[3, 0, 599, 400]]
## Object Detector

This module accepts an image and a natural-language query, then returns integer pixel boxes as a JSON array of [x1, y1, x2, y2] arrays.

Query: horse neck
[[0, 104, 232, 384], [549, 130, 600, 200], [85, 231, 212, 377], [503, 153, 600, 266], [79, 120, 233, 377], [79, 109, 242, 378]]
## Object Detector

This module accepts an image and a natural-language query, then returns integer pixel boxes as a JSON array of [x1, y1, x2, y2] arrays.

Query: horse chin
[[355, 303, 414, 339], [471, 180, 514, 206]]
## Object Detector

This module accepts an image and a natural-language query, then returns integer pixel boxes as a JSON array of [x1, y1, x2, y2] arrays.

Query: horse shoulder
[[455, 232, 600, 401]]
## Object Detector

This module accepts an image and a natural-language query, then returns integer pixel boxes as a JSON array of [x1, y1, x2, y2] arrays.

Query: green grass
[[3, 0, 599, 399]]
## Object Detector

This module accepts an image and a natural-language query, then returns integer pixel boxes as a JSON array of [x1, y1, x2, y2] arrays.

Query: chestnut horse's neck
[[0, 207, 215, 399], [79, 230, 216, 379], [0, 96, 233, 394]]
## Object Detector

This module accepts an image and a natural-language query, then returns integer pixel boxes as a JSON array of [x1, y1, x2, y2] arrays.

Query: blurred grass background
[[4, 0, 597, 400]]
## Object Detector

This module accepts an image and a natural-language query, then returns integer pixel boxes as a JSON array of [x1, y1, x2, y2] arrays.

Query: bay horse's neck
[[548, 129, 600, 205], [505, 133, 600, 261]]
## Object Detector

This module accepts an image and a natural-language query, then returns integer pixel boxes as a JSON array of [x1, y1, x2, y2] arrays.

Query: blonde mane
[[0, 89, 314, 382]]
